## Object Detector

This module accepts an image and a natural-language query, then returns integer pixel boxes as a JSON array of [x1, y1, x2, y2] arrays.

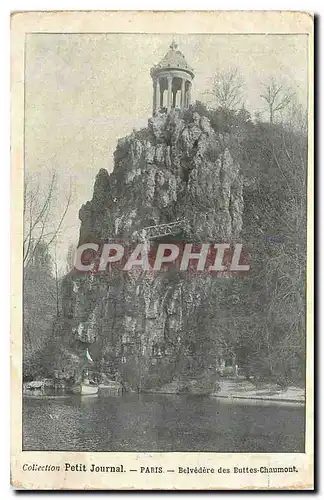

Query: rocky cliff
[[79, 110, 243, 244], [58, 108, 244, 392]]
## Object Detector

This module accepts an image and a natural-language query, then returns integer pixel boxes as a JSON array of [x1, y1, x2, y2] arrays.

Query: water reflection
[[23, 393, 305, 453]]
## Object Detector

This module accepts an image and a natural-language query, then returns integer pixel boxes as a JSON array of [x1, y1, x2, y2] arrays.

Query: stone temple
[[150, 40, 194, 115]]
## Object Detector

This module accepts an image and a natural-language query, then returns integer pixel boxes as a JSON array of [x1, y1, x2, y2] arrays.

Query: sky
[[25, 33, 308, 270]]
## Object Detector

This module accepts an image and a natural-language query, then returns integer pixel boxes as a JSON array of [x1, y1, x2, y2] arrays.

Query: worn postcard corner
[[11, 10, 314, 491]]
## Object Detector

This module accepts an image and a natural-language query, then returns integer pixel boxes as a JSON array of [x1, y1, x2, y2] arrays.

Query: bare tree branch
[[23, 173, 72, 267], [209, 67, 245, 110], [260, 77, 295, 124]]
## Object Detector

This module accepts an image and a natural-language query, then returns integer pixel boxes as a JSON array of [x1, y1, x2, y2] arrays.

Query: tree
[[23, 242, 57, 379], [66, 243, 76, 273], [283, 96, 307, 136], [23, 172, 72, 379], [260, 78, 295, 124], [23, 172, 72, 268], [210, 68, 245, 110], [241, 121, 307, 384]]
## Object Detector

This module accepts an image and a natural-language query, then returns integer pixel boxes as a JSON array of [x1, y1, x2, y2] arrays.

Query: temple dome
[[151, 40, 194, 79], [150, 41, 194, 116]]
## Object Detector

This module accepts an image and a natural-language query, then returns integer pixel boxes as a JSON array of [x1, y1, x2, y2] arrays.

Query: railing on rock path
[[134, 219, 187, 241]]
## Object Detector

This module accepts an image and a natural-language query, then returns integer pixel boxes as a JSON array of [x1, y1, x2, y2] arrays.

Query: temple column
[[167, 76, 172, 111], [187, 82, 192, 107], [152, 78, 157, 115], [160, 85, 164, 109], [155, 78, 160, 114], [172, 90, 177, 108], [180, 78, 186, 107]]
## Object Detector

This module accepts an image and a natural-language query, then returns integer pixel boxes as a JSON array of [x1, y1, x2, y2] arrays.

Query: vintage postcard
[[11, 10, 314, 490]]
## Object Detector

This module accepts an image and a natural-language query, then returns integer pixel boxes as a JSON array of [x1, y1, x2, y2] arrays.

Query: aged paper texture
[[11, 10, 314, 490]]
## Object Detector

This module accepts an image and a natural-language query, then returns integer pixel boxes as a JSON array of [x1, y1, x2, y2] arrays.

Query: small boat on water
[[71, 350, 98, 395], [71, 381, 98, 395]]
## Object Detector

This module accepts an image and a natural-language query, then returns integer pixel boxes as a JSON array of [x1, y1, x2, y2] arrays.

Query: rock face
[[78, 110, 243, 244], [59, 109, 244, 392]]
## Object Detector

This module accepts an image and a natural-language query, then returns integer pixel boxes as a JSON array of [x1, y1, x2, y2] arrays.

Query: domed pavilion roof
[[151, 40, 194, 79]]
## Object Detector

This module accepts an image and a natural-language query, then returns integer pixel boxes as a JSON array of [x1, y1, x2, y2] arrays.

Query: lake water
[[23, 393, 304, 452]]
